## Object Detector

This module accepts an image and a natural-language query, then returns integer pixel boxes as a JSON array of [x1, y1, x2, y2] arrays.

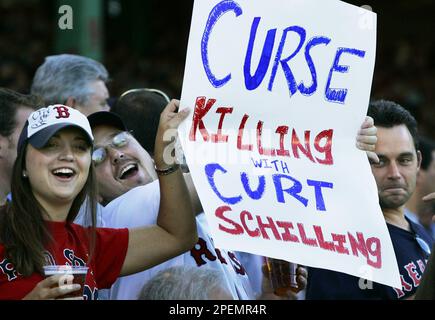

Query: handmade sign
[[179, 0, 400, 288]]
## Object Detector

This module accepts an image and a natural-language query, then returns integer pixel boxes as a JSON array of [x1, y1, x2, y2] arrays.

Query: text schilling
[[214, 204, 382, 269]]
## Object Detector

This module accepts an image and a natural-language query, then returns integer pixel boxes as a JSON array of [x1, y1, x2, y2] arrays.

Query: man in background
[[0, 88, 40, 205], [111, 88, 170, 156], [405, 136, 435, 239], [139, 265, 233, 300], [31, 54, 110, 116]]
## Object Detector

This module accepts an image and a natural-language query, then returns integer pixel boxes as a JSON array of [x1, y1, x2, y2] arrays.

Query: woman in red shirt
[[0, 102, 197, 300]]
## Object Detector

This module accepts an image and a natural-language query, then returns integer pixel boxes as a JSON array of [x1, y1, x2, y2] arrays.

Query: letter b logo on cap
[[54, 106, 71, 119]]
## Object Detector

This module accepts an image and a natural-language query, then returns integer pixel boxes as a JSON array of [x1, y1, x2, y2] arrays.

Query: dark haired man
[[306, 100, 434, 299]]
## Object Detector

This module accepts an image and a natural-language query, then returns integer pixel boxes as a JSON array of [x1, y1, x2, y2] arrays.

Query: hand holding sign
[[356, 116, 379, 163], [154, 99, 190, 169]]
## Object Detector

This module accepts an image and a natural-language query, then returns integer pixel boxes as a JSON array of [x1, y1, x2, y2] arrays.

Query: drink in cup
[[43, 265, 88, 299], [265, 258, 299, 296]]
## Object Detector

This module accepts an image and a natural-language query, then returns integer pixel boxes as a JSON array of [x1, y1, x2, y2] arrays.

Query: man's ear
[[417, 150, 422, 170], [64, 97, 76, 107]]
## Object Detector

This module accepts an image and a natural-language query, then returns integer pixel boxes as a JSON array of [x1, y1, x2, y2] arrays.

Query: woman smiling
[[0, 103, 197, 300]]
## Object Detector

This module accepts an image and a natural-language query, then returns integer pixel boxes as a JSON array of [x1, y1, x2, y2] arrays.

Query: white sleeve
[[74, 198, 105, 227], [102, 180, 161, 228]]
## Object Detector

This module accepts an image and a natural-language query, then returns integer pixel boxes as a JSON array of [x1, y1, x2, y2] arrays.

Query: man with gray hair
[[139, 265, 233, 300], [31, 54, 110, 116]]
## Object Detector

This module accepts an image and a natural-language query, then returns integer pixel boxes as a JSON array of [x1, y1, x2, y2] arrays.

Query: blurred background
[[0, 0, 434, 138]]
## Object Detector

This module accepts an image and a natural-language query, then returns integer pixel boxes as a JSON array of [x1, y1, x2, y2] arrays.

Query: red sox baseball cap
[[17, 104, 94, 152]]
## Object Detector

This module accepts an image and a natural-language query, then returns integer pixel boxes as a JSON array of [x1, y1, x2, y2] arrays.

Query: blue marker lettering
[[201, 0, 243, 88]]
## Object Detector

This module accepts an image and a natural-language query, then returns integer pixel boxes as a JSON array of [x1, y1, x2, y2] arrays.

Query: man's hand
[[154, 99, 190, 168], [295, 265, 308, 292], [356, 116, 379, 163], [259, 263, 307, 300], [423, 192, 435, 202]]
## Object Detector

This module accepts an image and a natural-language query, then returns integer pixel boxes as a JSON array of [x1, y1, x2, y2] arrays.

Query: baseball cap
[[17, 104, 94, 152], [87, 111, 127, 131]]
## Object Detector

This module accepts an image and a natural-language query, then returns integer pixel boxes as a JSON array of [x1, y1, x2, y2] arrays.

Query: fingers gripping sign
[[356, 116, 379, 163], [161, 99, 190, 129], [155, 99, 191, 168]]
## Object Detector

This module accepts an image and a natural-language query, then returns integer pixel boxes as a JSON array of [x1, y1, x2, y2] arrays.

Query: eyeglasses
[[415, 235, 432, 257], [92, 131, 131, 166], [119, 88, 170, 103]]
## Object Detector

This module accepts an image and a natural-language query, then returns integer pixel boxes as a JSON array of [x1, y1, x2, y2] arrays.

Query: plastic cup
[[43, 265, 88, 299], [265, 258, 299, 296]]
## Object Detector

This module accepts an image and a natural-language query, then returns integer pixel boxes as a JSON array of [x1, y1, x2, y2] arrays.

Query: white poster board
[[179, 0, 400, 288]]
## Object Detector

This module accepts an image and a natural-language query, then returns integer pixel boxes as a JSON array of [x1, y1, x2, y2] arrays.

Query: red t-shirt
[[0, 221, 129, 300]]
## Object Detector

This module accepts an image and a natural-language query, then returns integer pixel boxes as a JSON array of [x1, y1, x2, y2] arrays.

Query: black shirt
[[306, 217, 433, 299]]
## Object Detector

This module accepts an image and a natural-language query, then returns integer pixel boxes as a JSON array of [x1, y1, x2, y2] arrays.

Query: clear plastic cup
[[43, 265, 88, 299], [265, 258, 299, 296]]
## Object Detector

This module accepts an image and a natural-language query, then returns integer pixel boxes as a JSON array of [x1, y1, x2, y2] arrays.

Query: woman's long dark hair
[[0, 140, 97, 276]]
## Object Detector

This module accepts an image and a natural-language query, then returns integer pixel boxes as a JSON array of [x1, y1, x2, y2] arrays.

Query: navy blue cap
[[17, 105, 94, 152], [87, 111, 127, 131]]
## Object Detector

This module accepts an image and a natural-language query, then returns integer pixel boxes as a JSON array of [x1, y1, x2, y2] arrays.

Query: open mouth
[[119, 163, 139, 180], [52, 168, 76, 179]]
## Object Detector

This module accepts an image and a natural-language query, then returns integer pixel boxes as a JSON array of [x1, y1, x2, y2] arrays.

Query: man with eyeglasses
[[87, 111, 157, 206], [306, 100, 434, 300], [87, 107, 264, 300]]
